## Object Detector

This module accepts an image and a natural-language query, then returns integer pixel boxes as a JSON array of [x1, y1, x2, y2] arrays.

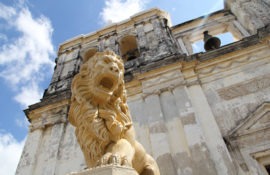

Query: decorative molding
[[226, 101, 270, 175], [142, 69, 183, 88], [185, 79, 201, 87], [217, 75, 270, 100], [141, 83, 185, 99], [228, 102, 270, 138], [29, 104, 69, 131], [198, 56, 253, 75]]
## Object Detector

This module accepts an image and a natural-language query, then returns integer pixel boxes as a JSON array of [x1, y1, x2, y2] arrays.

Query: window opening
[[119, 36, 139, 62], [192, 31, 235, 53]]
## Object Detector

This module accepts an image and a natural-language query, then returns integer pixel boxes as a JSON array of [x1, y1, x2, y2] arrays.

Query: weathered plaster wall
[[16, 102, 86, 175], [200, 45, 270, 136], [198, 43, 270, 174], [125, 61, 237, 175], [128, 86, 219, 175]]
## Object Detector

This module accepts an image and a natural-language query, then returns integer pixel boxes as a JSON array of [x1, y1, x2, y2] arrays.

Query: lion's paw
[[97, 153, 131, 167]]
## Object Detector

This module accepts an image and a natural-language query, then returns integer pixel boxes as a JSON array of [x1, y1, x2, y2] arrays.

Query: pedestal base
[[67, 165, 138, 175]]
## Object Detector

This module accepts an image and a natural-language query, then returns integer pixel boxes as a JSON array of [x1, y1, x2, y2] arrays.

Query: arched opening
[[119, 36, 140, 62], [83, 48, 97, 63]]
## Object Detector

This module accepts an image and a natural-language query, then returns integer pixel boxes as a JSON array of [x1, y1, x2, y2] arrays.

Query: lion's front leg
[[98, 109, 123, 140], [98, 139, 135, 167]]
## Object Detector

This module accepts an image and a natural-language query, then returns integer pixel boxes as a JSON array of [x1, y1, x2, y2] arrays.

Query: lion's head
[[74, 50, 125, 105], [68, 50, 132, 167]]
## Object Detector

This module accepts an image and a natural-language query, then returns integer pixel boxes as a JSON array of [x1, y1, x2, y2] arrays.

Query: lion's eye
[[103, 57, 110, 64]]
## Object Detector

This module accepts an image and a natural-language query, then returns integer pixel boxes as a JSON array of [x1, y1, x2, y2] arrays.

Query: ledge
[[67, 165, 138, 175]]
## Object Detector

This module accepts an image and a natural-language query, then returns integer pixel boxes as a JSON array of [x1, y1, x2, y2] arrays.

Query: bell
[[203, 31, 221, 51]]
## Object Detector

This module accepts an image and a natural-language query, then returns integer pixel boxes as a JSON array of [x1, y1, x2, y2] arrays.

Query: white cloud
[[0, 2, 54, 107], [0, 3, 16, 19], [0, 132, 25, 175], [100, 0, 150, 24], [14, 83, 43, 108]]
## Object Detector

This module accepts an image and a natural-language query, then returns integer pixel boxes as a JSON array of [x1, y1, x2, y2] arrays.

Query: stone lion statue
[[69, 50, 160, 175]]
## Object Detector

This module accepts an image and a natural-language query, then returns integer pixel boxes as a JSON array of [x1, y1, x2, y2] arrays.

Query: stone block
[[67, 165, 138, 175]]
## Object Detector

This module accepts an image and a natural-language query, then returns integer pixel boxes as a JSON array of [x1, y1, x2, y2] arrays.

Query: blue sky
[[0, 0, 224, 174]]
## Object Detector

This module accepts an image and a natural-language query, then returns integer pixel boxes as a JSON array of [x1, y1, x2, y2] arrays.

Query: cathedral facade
[[16, 0, 270, 174]]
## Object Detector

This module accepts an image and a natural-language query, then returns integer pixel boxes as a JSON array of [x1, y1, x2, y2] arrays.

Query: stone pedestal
[[67, 165, 138, 175]]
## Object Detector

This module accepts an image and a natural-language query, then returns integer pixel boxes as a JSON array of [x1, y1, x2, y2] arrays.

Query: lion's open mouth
[[99, 77, 115, 91]]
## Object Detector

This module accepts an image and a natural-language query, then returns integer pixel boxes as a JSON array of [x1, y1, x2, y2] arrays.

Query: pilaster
[[185, 68, 236, 174]]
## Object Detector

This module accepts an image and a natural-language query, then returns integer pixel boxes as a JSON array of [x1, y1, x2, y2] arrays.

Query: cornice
[[24, 89, 71, 121], [26, 98, 70, 124], [58, 8, 169, 53]]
